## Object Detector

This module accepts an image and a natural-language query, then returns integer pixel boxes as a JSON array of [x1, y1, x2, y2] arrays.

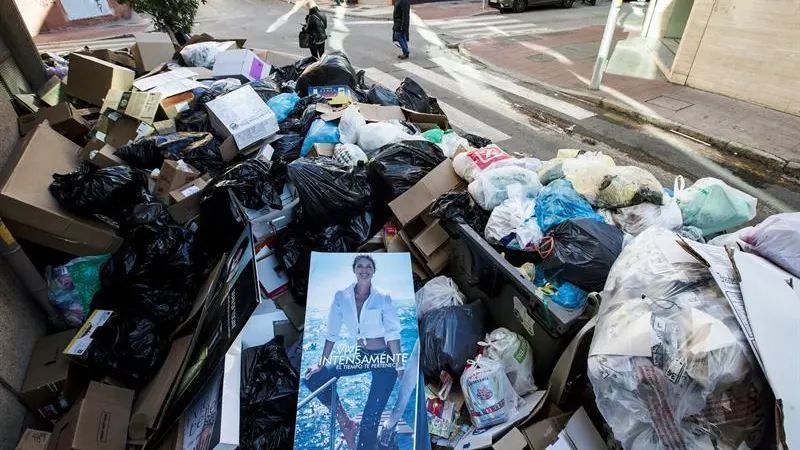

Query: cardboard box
[[66, 53, 135, 106], [153, 119, 177, 135], [212, 49, 270, 82], [47, 382, 135, 450], [412, 220, 448, 257], [33, 103, 91, 145], [403, 108, 449, 131], [18, 114, 38, 136], [38, 76, 65, 107], [90, 110, 154, 149], [64, 310, 114, 358], [308, 85, 357, 106], [318, 102, 405, 122], [83, 144, 126, 169], [205, 85, 279, 149], [0, 123, 123, 256], [513, 407, 606, 450], [82, 49, 137, 71], [167, 175, 211, 224], [131, 33, 175, 72], [16, 430, 51, 450], [20, 330, 80, 421], [155, 160, 200, 204], [101, 89, 163, 123], [159, 91, 195, 119], [389, 158, 464, 226], [308, 143, 335, 158]]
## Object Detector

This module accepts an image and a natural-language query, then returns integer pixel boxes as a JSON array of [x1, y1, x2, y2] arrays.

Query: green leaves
[[118, 0, 207, 35]]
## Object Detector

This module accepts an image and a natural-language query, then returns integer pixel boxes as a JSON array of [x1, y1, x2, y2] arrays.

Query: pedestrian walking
[[303, 0, 328, 59], [393, 0, 410, 59]]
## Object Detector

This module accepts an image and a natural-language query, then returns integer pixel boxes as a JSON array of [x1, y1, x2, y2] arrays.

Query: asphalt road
[[191, 0, 799, 221]]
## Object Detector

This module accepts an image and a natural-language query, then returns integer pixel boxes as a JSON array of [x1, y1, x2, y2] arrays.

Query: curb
[[456, 41, 797, 177]]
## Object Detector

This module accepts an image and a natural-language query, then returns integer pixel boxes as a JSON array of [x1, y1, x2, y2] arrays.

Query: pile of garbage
[[4, 31, 797, 450]]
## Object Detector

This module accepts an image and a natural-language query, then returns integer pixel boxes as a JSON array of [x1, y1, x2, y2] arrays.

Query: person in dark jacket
[[392, 0, 410, 59], [304, 1, 328, 59]]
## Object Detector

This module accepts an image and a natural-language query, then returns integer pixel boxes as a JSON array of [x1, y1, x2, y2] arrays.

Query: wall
[[672, 0, 800, 115], [14, 0, 131, 36]]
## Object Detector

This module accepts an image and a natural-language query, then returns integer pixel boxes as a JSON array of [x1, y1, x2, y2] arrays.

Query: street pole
[[589, 0, 623, 90]]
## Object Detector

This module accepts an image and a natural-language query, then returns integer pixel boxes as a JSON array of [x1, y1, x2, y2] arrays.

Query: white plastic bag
[[484, 187, 541, 251], [461, 356, 521, 429], [538, 151, 615, 186], [357, 120, 420, 152], [490, 157, 543, 173], [741, 212, 800, 277], [333, 143, 368, 166], [562, 156, 616, 204], [438, 132, 470, 158], [706, 226, 753, 247], [612, 199, 683, 236], [595, 166, 664, 208], [479, 328, 536, 396], [180, 41, 236, 69], [415, 276, 465, 319], [674, 177, 757, 236], [453, 145, 513, 182], [338, 105, 366, 145], [468, 166, 542, 211]]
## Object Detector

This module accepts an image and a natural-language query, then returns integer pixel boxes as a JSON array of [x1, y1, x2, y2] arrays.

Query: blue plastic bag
[[535, 179, 605, 233], [533, 265, 587, 309], [300, 119, 341, 157], [267, 92, 301, 123]]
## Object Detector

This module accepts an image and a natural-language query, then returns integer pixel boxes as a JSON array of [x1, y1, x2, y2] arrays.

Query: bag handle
[[673, 175, 686, 193], [547, 316, 596, 406]]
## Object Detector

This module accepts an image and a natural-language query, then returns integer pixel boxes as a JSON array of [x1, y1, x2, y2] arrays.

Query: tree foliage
[[118, 0, 207, 34]]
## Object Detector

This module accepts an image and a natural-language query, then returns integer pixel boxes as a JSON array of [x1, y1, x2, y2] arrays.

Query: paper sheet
[[133, 67, 198, 91]]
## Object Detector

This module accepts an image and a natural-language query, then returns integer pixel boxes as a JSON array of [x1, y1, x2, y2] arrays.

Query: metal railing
[[298, 377, 340, 450]]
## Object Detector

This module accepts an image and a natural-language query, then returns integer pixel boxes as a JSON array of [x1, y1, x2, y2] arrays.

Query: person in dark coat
[[304, 1, 328, 59], [392, 0, 410, 59]]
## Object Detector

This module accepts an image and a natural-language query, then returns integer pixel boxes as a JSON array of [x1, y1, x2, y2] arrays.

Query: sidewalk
[[459, 25, 800, 176], [32, 13, 149, 46]]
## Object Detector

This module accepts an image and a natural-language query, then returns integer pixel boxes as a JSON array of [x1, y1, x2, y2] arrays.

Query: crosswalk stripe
[[363, 67, 512, 143], [428, 56, 596, 121], [425, 15, 512, 26], [461, 26, 552, 38], [437, 19, 521, 30]]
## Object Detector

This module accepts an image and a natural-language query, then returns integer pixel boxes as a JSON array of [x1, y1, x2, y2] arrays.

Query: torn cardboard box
[[66, 53, 135, 106], [206, 85, 279, 149], [32, 103, 91, 145], [167, 175, 212, 224], [389, 158, 464, 226], [37, 76, 65, 107], [80, 143, 126, 169], [155, 160, 200, 204], [131, 33, 176, 73], [90, 110, 154, 149], [211, 49, 270, 82]]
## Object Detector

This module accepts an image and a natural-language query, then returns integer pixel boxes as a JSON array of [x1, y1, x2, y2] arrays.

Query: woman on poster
[[305, 255, 405, 450]]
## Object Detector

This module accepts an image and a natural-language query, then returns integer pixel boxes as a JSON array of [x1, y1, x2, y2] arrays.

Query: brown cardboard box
[[18, 114, 37, 136], [47, 382, 135, 450], [426, 242, 451, 274], [412, 220, 448, 257], [20, 330, 80, 421], [90, 110, 154, 149], [155, 160, 200, 204], [38, 76, 65, 107], [389, 159, 464, 226], [13, 94, 43, 113], [131, 33, 176, 73], [153, 119, 177, 135], [309, 143, 335, 157], [101, 90, 162, 123], [402, 108, 449, 131], [167, 175, 211, 223], [0, 123, 122, 256], [34, 103, 91, 145], [66, 53, 135, 106], [15, 430, 51, 450], [82, 49, 137, 71], [159, 91, 195, 119], [83, 144, 126, 168], [317, 103, 405, 122]]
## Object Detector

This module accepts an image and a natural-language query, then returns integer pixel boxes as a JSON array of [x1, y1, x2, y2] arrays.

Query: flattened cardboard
[[167, 175, 211, 224], [0, 123, 122, 256], [66, 54, 135, 106], [412, 220, 448, 257], [16, 430, 51, 450], [38, 76, 65, 107], [21, 330, 78, 420], [155, 160, 200, 204], [133, 67, 198, 92], [389, 159, 464, 226], [102, 90, 162, 123], [131, 33, 176, 73]]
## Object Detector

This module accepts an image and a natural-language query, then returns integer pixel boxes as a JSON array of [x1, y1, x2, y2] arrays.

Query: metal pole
[[589, 0, 623, 90], [297, 377, 339, 409]]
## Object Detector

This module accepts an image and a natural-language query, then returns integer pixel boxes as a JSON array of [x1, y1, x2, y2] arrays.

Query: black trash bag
[[292, 103, 319, 135], [429, 191, 490, 234], [197, 78, 242, 105], [343, 211, 382, 250], [366, 85, 400, 106], [175, 110, 210, 133], [272, 133, 304, 163], [119, 200, 172, 235], [180, 137, 225, 175], [247, 78, 282, 103], [539, 218, 624, 292], [367, 140, 445, 204], [114, 132, 213, 170], [196, 189, 248, 259], [287, 158, 372, 228], [420, 302, 487, 379], [240, 337, 299, 450], [273, 56, 317, 84], [396, 77, 446, 116], [291, 94, 325, 116], [83, 313, 168, 388], [49, 163, 150, 228], [91, 284, 194, 330], [296, 52, 358, 96], [208, 159, 280, 210], [462, 133, 492, 149]]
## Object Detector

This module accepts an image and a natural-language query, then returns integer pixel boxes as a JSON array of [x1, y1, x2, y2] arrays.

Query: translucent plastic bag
[[266, 92, 301, 123], [561, 155, 616, 204], [357, 120, 419, 152], [534, 179, 605, 233], [461, 356, 521, 429], [333, 143, 368, 166], [612, 199, 683, 236], [595, 166, 664, 208], [437, 132, 470, 158], [180, 41, 236, 68], [46, 255, 111, 328], [415, 276, 465, 319], [338, 104, 366, 145], [300, 119, 341, 157], [484, 188, 541, 251], [741, 212, 800, 277], [468, 166, 542, 211], [588, 228, 768, 450], [479, 328, 536, 396], [674, 177, 758, 235], [453, 145, 513, 183], [538, 151, 615, 186]]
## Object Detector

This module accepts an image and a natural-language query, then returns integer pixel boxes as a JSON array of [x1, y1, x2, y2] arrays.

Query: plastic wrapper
[[396, 77, 446, 115], [415, 276, 465, 319], [333, 143, 368, 166], [296, 51, 359, 96], [287, 158, 372, 228], [460, 356, 520, 429], [366, 85, 400, 106], [357, 120, 420, 153], [49, 163, 150, 228], [741, 212, 800, 277], [674, 177, 758, 236], [46, 255, 111, 328], [338, 104, 366, 145], [534, 179, 605, 233], [430, 191, 490, 234], [612, 199, 683, 236], [267, 92, 301, 123], [479, 328, 536, 396], [248, 78, 282, 103], [240, 338, 299, 450], [367, 140, 445, 203], [300, 119, 341, 157], [468, 166, 542, 211], [114, 132, 214, 170], [588, 228, 768, 450], [533, 265, 588, 309], [208, 158, 282, 210], [462, 133, 492, 149], [175, 110, 210, 133], [539, 218, 623, 292], [438, 132, 470, 158], [490, 157, 542, 173], [420, 302, 487, 378], [179, 41, 236, 68], [453, 145, 513, 183], [595, 166, 664, 208], [484, 193, 542, 251]]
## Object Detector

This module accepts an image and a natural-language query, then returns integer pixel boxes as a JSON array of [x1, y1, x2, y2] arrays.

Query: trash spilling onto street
[[4, 33, 797, 450]]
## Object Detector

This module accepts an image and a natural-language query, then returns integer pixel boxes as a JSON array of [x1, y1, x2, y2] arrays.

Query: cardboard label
[[513, 297, 536, 338], [249, 58, 265, 80], [65, 310, 113, 357], [95, 131, 107, 142], [181, 185, 201, 197]]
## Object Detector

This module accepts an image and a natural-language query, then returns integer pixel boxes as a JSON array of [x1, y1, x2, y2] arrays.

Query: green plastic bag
[[674, 177, 757, 236], [422, 127, 447, 144], [46, 254, 111, 327]]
